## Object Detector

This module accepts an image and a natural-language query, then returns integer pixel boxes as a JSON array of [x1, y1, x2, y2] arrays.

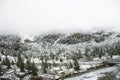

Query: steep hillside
[[0, 31, 120, 80], [33, 31, 118, 45]]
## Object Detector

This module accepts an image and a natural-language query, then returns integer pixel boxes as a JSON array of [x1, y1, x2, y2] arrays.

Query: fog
[[0, 0, 120, 35]]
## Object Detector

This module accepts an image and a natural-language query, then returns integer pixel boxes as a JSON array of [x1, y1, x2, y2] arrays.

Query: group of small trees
[[91, 46, 104, 59], [0, 55, 15, 76], [105, 42, 120, 58], [1, 50, 38, 76], [2, 55, 11, 69], [17, 51, 38, 76]]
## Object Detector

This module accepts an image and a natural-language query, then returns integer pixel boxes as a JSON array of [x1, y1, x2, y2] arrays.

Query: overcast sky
[[0, 0, 120, 34]]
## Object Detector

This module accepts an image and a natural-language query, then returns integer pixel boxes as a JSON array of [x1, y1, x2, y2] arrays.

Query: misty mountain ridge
[[22, 30, 119, 45], [1, 30, 120, 56]]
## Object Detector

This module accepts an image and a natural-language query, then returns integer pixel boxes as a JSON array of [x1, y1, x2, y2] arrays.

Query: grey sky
[[0, 0, 120, 34]]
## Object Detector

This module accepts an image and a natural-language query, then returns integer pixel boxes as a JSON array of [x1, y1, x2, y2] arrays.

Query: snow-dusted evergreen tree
[[42, 58, 48, 73], [0, 57, 1, 61], [1, 50, 4, 55], [0, 64, 2, 75], [114, 41, 120, 55], [31, 62, 38, 76], [5, 56, 11, 69], [2, 55, 11, 69], [25, 58, 31, 73], [91, 47, 103, 59], [84, 47, 89, 58], [69, 61, 73, 69], [1, 56, 11, 69], [72, 56, 80, 71], [11, 60, 14, 65], [77, 50, 83, 59], [17, 51, 25, 72], [60, 58, 63, 62]]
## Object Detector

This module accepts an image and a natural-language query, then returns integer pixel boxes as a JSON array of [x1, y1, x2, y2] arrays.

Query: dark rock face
[[116, 34, 120, 37], [30, 76, 43, 80], [35, 31, 115, 44], [41, 34, 61, 44], [0, 78, 11, 80], [94, 36, 105, 43], [94, 32, 113, 43], [58, 33, 94, 44], [24, 39, 32, 43], [24, 39, 35, 43]]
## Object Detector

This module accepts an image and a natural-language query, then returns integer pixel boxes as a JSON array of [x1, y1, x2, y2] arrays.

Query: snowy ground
[[64, 65, 119, 80]]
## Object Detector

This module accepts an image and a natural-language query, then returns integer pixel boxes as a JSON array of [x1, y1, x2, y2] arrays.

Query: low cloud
[[0, 0, 120, 34]]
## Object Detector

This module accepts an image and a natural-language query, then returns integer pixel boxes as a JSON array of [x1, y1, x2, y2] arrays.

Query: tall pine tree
[[0, 64, 2, 75], [17, 51, 24, 72], [42, 59, 48, 73], [73, 56, 80, 71], [25, 58, 31, 73], [69, 61, 73, 69], [31, 62, 38, 76], [5, 55, 11, 69]]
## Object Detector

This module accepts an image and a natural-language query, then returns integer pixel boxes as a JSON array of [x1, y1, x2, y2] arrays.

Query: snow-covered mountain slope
[[0, 31, 120, 57], [0, 31, 120, 80], [33, 31, 119, 44], [21, 31, 120, 56]]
